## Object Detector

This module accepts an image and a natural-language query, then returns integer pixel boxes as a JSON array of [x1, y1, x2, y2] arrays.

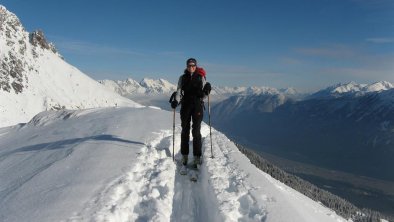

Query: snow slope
[[98, 78, 177, 95], [0, 5, 140, 128], [0, 106, 347, 222]]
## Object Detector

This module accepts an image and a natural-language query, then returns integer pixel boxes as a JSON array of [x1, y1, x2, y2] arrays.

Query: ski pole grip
[[169, 91, 177, 103]]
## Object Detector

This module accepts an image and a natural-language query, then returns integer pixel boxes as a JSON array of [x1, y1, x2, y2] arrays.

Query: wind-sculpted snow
[[0, 107, 347, 222], [74, 130, 176, 221]]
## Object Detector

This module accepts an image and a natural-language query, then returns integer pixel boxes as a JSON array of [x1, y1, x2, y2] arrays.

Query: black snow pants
[[180, 99, 204, 157]]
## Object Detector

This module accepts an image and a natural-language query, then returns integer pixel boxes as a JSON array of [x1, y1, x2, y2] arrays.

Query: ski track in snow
[[202, 127, 267, 222], [68, 123, 267, 222], [69, 130, 176, 222], [171, 146, 220, 222]]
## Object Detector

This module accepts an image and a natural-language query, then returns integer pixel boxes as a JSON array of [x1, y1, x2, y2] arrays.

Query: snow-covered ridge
[[0, 5, 140, 128], [213, 85, 299, 96], [308, 81, 394, 99], [140, 78, 176, 94], [0, 107, 348, 222], [100, 77, 300, 98], [98, 77, 177, 95]]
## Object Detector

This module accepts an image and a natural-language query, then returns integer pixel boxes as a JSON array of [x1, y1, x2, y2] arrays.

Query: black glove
[[171, 100, 178, 109], [203, 82, 211, 95]]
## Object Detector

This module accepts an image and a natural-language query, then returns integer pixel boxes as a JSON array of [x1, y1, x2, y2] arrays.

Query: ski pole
[[208, 94, 214, 158], [169, 92, 177, 162], [172, 108, 175, 162]]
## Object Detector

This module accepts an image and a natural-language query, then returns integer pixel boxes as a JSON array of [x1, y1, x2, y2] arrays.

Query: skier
[[171, 58, 211, 172]]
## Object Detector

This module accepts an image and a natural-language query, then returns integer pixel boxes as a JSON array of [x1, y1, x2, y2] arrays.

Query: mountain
[[211, 81, 394, 216], [0, 107, 351, 222], [212, 85, 300, 97], [212, 81, 394, 176], [98, 77, 303, 111], [0, 5, 388, 221], [98, 77, 177, 95], [0, 5, 140, 128], [212, 88, 295, 120], [99, 76, 302, 98], [307, 81, 394, 99]]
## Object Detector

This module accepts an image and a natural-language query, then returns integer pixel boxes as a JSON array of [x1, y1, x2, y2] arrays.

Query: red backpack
[[196, 67, 206, 80]]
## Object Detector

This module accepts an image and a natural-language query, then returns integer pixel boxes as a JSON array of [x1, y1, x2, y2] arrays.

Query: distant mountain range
[[98, 77, 300, 98], [98, 74, 394, 182], [0, 5, 140, 127], [307, 81, 394, 99], [210, 80, 394, 215], [211, 81, 394, 179], [98, 78, 177, 95]]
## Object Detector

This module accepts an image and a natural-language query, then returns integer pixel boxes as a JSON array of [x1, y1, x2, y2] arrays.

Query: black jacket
[[175, 70, 207, 103]]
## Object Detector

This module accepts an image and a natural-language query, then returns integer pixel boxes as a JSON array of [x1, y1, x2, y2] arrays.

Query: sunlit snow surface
[[0, 107, 347, 222]]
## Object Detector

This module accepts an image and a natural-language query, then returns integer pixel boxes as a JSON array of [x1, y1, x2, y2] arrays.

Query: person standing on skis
[[170, 58, 211, 169]]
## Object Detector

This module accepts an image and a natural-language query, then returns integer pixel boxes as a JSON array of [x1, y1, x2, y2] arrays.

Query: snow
[[365, 81, 394, 93], [0, 5, 354, 221], [99, 77, 177, 95], [98, 77, 300, 100], [140, 78, 177, 94], [0, 107, 348, 222], [0, 6, 140, 128], [309, 81, 394, 99]]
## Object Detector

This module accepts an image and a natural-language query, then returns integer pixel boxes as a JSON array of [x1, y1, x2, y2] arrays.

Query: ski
[[177, 157, 201, 182], [189, 169, 198, 182], [178, 163, 199, 182], [189, 163, 200, 182], [179, 164, 187, 175]]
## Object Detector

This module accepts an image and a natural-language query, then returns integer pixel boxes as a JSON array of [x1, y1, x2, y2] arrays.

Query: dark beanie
[[186, 58, 197, 65]]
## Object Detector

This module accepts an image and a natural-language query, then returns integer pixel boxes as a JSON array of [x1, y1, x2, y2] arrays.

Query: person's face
[[187, 63, 197, 72]]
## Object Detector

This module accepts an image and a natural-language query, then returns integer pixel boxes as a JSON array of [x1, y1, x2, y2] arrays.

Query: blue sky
[[2, 0, 394, 91]]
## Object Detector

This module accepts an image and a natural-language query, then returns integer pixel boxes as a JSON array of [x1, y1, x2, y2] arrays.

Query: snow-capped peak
[[0, 6, 140, 127], [244, 86, 280, 95], [211, 85, 301, 97], [140, 77, 177, 94], [331, 81, 367, 94], [0, 5, 23, 32], [308, 81, 394, 99], [365, 81, 394, 92], [331, 81, 394, 94], [280, 87, 299, 95], [99, 77, 177, 95]]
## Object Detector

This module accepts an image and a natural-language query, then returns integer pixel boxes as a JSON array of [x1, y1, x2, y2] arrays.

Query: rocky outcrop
[[0, 5, 61, 94], [0, 6, 28, 94], [29, 30, 58, 54]]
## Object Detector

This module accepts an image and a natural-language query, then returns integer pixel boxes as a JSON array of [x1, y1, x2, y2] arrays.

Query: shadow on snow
[[13, 134, 146, 153]]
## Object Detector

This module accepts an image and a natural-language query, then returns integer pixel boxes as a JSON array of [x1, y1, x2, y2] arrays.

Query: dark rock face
[[0, 6, 59, 94], [29, 30, 57, 54], [0, 52, 25, 93], [0, 6, 28, 94]]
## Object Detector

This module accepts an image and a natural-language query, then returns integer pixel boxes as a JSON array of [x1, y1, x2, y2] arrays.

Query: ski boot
[[179, 155, 188, 175]]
